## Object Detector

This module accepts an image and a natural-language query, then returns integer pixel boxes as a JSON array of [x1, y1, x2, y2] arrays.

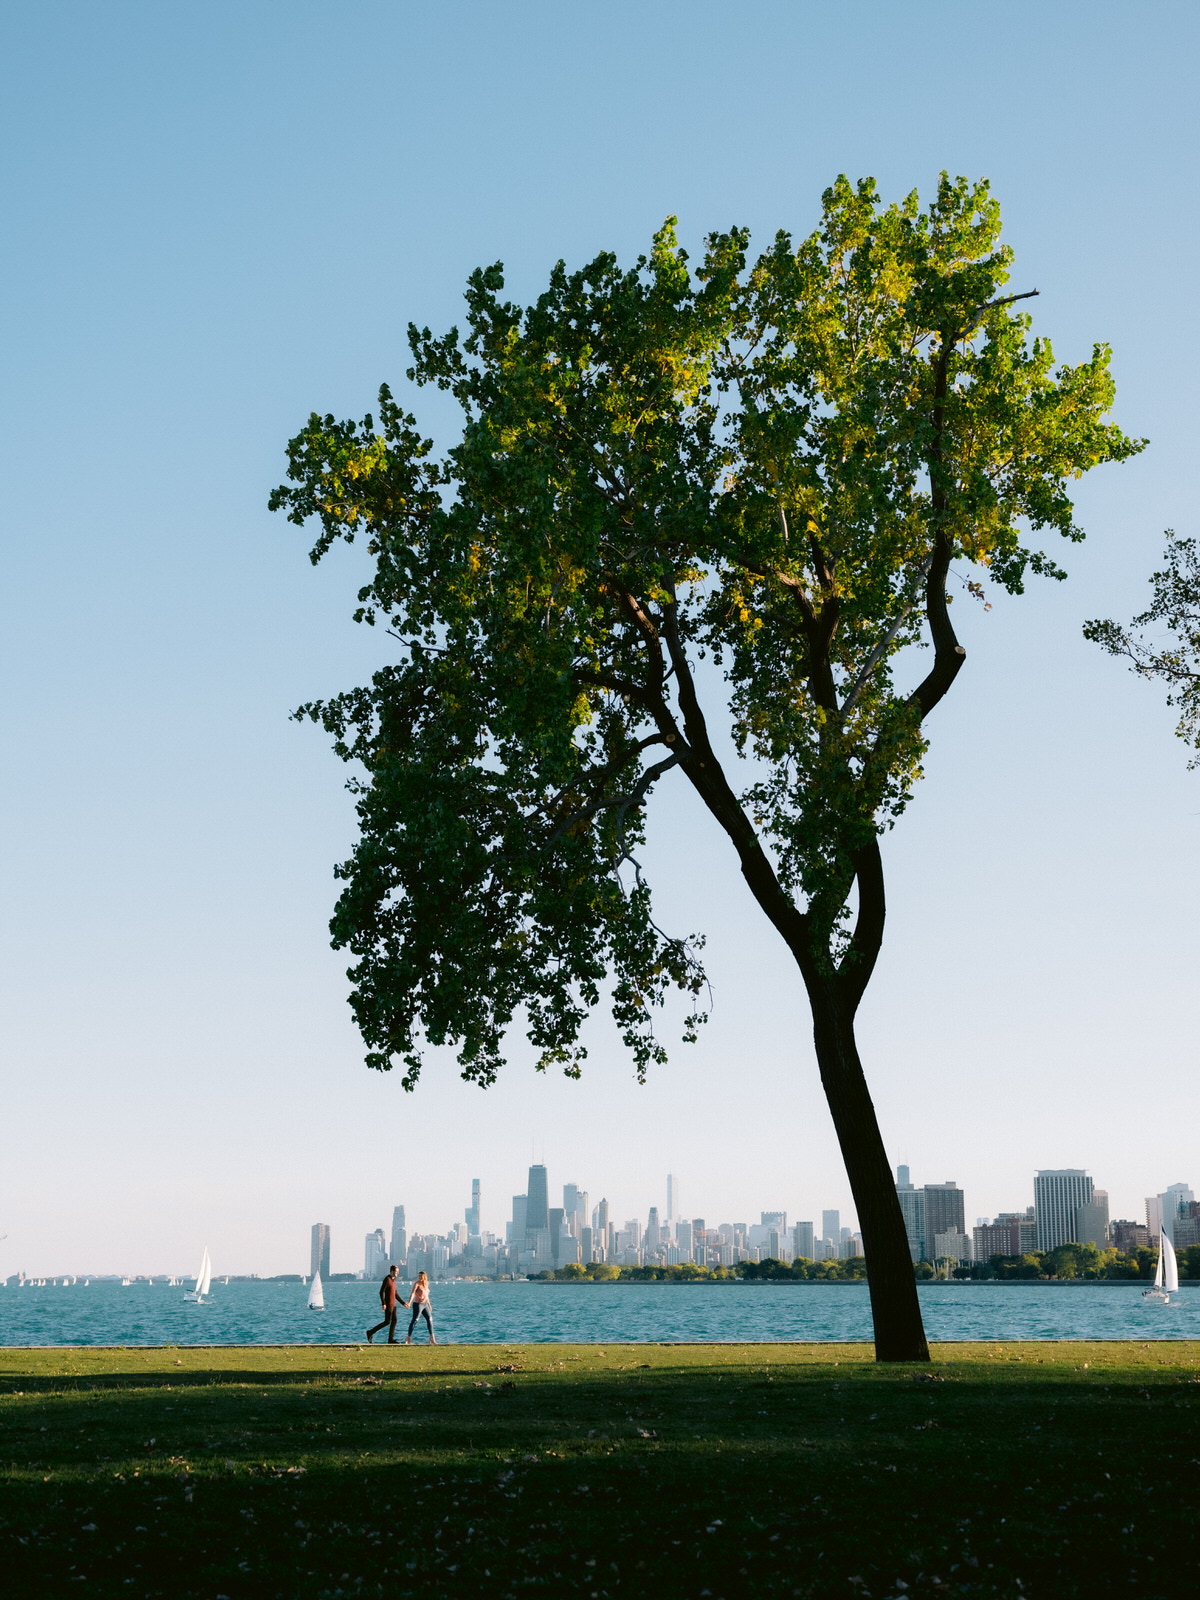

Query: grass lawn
[[3, 1341, 1199, 1599]]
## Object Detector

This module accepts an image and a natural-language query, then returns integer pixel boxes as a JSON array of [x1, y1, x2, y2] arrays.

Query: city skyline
[[4, 1154, 1194, 1281], [328, 1164, 1194, 1285]]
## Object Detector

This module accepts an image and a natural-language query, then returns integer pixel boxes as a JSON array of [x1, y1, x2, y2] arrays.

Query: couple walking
[[367, 1265, 436, 1345]]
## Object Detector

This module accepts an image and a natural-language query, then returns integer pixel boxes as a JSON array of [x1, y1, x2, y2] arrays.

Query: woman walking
[[404, 1270, 436, 1344]]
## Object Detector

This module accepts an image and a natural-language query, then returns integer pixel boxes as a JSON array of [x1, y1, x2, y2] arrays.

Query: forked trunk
[[808, 981, 930, 1362]]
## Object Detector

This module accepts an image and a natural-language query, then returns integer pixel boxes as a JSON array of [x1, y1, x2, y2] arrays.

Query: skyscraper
[[923, 1183, 965, 1255], [1076, 1190, 1109, 1248], [563, 1183, 586, 1236], [465, 1179, 481, 1238], [526, 1165, 549, 1238], [1034, 1170, 1093, 1251], [645, 1206, 662, 1251], [310, 1223, 330, 1280], [548, 1207, 566, 1266], [821, 1210, 840, 1247], [390, 1205, 407, 1268], [896, 1167, 925, 1261], [667, 1174, 677, 1222], [1161, 1183, 1196, 1245], [510, 1194, 527, 1245], [793, 1221, 815, 1260], [364, 1228, 387, 1278]]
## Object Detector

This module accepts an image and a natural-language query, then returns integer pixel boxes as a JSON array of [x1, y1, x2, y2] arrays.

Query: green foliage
[[272, 175, 1141, 1085], [1085, 531, 1200, 766], [985, 1247, 1158, 1281], [534, 1255, 868, 1283]]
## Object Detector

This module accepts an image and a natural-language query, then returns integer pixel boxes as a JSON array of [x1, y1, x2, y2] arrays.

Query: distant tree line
[[533, 1257, 871, 1284], [530, 1242, 1197, 1285], [958, 1244, 1200, 1281]]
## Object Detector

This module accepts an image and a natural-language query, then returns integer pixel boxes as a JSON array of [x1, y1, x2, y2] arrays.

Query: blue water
[[1, 1279, 1197, 1346]]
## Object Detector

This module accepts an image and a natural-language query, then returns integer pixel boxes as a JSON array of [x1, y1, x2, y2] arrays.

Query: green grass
[[3, 1342, 1200, 1599]]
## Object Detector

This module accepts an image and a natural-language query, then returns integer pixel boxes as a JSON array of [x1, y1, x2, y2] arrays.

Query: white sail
[[1162, 1230, 1179, 1294], [307, 1269, 324, 1310], [196, 1246, 212, 1298], [1153, 1242, 1164, 1290]]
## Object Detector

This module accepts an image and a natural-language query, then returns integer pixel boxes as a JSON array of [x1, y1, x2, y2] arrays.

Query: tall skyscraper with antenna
[[525, 1165, 549, 1239], [389, 1206, 407, 1267]]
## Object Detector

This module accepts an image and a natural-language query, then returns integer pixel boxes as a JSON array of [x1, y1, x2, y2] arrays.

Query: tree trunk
[[806, 979, 930, 1362]]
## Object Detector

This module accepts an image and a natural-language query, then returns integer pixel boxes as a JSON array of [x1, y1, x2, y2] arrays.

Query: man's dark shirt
[[380, 1275, 398, 1312]]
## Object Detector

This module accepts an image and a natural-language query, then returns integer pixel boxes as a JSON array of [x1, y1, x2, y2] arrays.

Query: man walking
[[366, 1263, 401, 1344]]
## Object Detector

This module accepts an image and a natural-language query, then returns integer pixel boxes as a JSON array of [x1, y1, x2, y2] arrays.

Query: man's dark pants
[[367, 1307, 398, 1343]]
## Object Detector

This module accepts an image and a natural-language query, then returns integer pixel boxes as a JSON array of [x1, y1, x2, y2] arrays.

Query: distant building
[[896, 1168, 925, 1262], [923, 1184, 965, 1258], [973, 1209, 1036, 1260], [1034, 1171, 1093, 1251], [1112, 1219, 1150, 1253], [548, 1208, 567, 1267], [973, 1221, 1013, 1261], [793, 1221, 815, 1260], [1172, 1202, 1200, 1251], [509, 1194, 527, 1245], [1076, 1190, 1109, 1249], [390, 1206, 407, 1268], [563, 1184, 588, 1238], [761, 1210, 787, 1233], [645, 1207, 662, 1252], [821, 1210, 840, 1251], [310, 1223, 330, 1280], [364, 1228, 387, 1278], [1158, 1183, 1196, 1246], [1145, 1194, 1163, 1243], [676, 1219, 693, 1256], [526, 1166, 549, 1240], [465, 1180, 481, 1239], [667, 1174, 677, 1222], [934, 1230, 972, 1265], [580, 1225, 595, 1263]]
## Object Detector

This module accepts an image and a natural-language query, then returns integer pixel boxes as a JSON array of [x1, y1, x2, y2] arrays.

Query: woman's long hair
[[417, 1270, 428, 1286]]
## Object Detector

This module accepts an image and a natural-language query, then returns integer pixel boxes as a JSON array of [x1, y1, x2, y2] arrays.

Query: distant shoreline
[[521, 1277, 1199, 1288]]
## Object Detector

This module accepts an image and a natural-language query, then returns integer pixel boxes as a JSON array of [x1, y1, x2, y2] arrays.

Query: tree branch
[[836, 837, 886, 1011], [656, 591, 810, 952], [545, 734, 671, 846], [907, 339, 967, 720], [842, 558, 934, 715]]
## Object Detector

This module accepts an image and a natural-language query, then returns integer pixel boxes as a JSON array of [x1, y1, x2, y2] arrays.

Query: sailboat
[[1143, 1230, 1179, 1305], [184, 1245, 213, 1303], [306, 1268, 324, 1311]]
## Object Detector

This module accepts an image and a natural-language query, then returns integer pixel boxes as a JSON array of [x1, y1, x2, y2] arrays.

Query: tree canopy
[[272, 173, 1140, 1093]]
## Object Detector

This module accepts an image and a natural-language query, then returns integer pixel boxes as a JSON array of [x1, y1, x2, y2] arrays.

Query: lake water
[[2, 1278, 1198, 1346]]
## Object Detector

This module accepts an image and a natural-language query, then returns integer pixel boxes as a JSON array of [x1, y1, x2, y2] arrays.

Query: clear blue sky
[[3, 2, 1197, 1276]]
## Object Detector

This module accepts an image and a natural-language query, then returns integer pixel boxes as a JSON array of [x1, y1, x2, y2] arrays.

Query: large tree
[[271, 175, 1140, 1360]]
